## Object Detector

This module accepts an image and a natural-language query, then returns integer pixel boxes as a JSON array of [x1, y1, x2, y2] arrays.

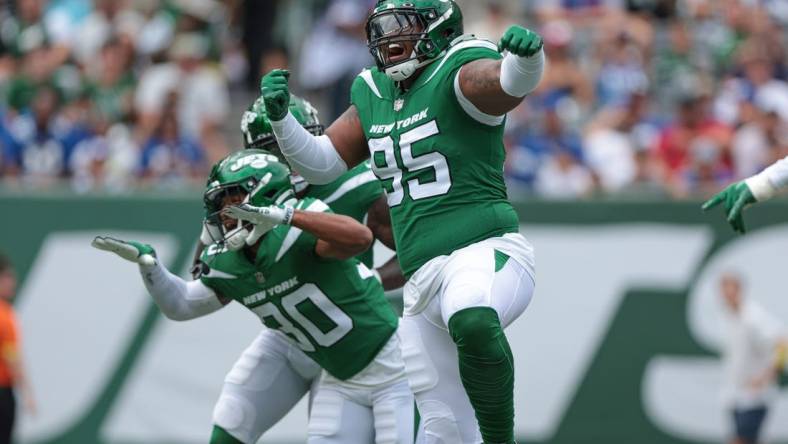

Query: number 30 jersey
[[199, 197, 398, 380], [351, 36, 520, 278]]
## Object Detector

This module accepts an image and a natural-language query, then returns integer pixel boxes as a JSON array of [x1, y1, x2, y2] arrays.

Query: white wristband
[[500, 48, 545, 98], [745, 174, 777, 202]]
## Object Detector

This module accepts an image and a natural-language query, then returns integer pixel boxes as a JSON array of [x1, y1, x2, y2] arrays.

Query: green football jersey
[[199, 198, 398, 380], [350, 37, 520, 278], [303, 162, 383, 268]]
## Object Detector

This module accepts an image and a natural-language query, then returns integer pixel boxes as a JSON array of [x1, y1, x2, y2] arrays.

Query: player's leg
[[307, 384, 375, 444], [401, 240, 534, 444], [444, 251, 534, 444], [400, 306, 479, 443], [372, 377, 415, 444], [211, 330, 319, 444]]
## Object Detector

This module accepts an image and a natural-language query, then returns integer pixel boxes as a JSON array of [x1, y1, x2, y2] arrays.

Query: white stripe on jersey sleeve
[[323, 171, 379, 204], [423, 37, 499, 85], [453, 70, 505, 126], [359, 69, 383, 99], [274, 199, 330, 262]]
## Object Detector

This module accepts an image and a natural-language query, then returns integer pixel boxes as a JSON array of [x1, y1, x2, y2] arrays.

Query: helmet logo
[[229, 154, 274, 172], [394, 98, 405, 112]]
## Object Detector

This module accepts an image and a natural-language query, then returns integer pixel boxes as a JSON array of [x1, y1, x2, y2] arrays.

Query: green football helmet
[[240, 94, 322, 194], [202, 149, 295, 250], [240, 94, 323, 156], [366, 0, 464, 82]]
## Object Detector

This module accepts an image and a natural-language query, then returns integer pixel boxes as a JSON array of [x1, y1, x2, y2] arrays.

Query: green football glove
[[499, 25, 543, 57], [91, 236, 157, 266], [260, 69, 291, 121], [702, 181, 757, 234]]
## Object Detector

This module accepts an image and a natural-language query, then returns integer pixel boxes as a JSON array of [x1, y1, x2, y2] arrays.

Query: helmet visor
[[367, 10, 428, 67]]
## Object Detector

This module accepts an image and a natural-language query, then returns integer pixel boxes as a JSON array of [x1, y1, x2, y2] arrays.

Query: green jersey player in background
[[187, 95, 409, 443], [92, 150, 414, 444], [260, 1, 544, 443], [239, 95, 405, 289]]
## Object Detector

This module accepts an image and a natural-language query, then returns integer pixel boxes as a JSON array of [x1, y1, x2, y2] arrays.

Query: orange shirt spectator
[[0, 253, 35, 444], [0, 301, 18, 388]]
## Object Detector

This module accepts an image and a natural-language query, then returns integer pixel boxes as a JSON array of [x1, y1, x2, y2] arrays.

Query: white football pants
[[399, 233, 536, 444]]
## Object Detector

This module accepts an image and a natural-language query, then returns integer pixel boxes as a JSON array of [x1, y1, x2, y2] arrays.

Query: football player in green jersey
[[259, 1, 544, 442], [93, 151, 414, 444], [239, 95, 405, 288]]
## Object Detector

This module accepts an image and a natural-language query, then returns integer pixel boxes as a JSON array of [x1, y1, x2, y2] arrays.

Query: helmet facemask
[[366, 1, 463, 82], [367, 9, 431, 81], [203, 183, 255, 251]]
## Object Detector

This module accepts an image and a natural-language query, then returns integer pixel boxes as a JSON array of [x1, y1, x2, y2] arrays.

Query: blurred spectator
[[72, 0, 143, 65], [534, 20, 594, 117], [135, 32, 229, 162], [0, 252, 36, 443], [69, 110, 137, 193], [2, 85, 88, 183], [465, 1, 518, 42], [719, 273, 788, 444], [584, 92, 659, 192], [594, 29, 649, 108], [731, 95, 788, 180], [534, 145, 594, 199], [653, 84, 733, 196], [508, 103, 590, 196], [298, 0, 373, 121], [83, 38, 135, 124], [139, 96, 206, 186]]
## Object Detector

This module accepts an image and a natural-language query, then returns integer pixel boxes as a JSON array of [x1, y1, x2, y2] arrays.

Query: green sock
[[448, 306, 515, 444], [210, 425, 244, 444]]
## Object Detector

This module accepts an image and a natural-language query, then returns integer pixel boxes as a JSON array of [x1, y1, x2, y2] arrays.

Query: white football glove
[[223, 203, 294, 227], [223, 203, 295, 246], [91, 236, 157, 266]]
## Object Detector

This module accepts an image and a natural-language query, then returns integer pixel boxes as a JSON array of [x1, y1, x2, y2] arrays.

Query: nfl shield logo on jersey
[[254, 272, 266, 284], [393, 98, 405, 112]]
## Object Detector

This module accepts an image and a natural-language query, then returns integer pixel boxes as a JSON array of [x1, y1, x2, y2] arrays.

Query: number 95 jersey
[[199, 198, 399, 381], [351, 37, 520, 278]]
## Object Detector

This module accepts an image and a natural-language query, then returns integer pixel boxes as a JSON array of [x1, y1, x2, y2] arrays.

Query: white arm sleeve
[[745, 155, 788, 201], [499, 48, 545, 98], [270, 112, 348, 185], [139, 261, 224, 321]]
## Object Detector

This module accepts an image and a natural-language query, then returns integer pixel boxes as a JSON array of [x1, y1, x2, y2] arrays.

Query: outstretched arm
[[702, 155, 788, 233], [458, 26, 545, 117], [92, 237, 230, 321], [262, 70, 369, 184]]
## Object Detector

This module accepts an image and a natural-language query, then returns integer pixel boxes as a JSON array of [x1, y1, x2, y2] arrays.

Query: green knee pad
[[210, 425, 244, 444], [449, 306, 515, 444]]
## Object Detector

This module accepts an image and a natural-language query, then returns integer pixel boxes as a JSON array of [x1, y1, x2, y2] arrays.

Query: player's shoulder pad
[[352, 68, 392, 101], [423, 36, 501, 84]]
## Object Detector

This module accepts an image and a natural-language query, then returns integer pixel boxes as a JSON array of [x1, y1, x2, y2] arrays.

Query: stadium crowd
[[0, 0, 786, 199]]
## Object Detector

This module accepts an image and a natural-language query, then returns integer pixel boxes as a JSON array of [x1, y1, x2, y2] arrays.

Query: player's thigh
[[213, 330, 313, 444], [438, 244, 534, 328], [399, 307, 481, 444], [307, 385, 374, 444], [372, 378, 415, 444]]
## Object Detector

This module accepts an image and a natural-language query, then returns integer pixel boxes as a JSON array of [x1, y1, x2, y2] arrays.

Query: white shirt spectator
[[721, 299, 784, 409], [135, 63, 229, 140], [535, 154, 594, 198], [731, 123, 772, 179], [584, 128, 636, 192]]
